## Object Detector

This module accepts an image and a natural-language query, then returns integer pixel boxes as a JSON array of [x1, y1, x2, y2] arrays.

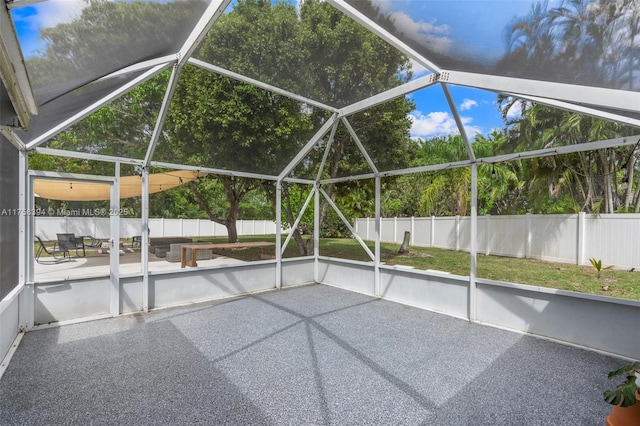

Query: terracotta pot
[[606, 392, 640, 426]]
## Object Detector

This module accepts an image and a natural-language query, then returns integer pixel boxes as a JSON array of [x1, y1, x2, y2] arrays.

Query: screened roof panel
[[345, 0, 640, 92], [193, 0, 412, 109], [15, 69, 150, 144], [11, 0, 211, 106]]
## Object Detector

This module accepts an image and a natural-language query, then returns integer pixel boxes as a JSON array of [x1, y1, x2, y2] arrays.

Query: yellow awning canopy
[[34, 170, 205, 201]]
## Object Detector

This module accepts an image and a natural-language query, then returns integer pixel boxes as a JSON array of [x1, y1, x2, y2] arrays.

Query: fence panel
[[585, 214, 640, 271], [358, 214, 640, 269], [432, 217, 457, 249]]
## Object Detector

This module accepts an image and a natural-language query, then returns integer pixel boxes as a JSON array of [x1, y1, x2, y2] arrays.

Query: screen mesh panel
[[345, 0, 640, 92], [12, 0, 211, 106]]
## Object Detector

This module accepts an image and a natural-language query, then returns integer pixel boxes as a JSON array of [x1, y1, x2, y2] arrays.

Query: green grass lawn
[[36, 235, 639, 300], [195, 235, 639, 301]]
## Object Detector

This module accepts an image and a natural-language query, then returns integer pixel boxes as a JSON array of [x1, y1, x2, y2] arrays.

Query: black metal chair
[[56, 233, 86, 258], [83, 236, 103, 248], [35, 236, 70, 263]]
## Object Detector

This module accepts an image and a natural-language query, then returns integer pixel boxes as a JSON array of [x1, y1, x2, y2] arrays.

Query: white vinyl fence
[[35, 217, 281, 241], [355, 213, 640, 270]]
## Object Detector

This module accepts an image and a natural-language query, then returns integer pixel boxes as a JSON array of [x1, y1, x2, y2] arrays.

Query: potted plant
[[604, 361, 640, 426]]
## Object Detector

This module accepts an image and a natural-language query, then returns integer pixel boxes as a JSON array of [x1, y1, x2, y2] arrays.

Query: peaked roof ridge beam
[[341, 116, 378, 173], [441, 83, 475, 162], [150, 161, 279, 181], [0, 126, 25, 151], [177, 0, 232, 66], [34, 147, 144, 166], [327, 0, 441, 74], [340, 72, 439, 117], [26, 62, 172, 150], [144, 63, 181, 166], [444, 70, 640, 114], [319, 186, 375, 261], [189, 58, 338, 113], [504, 93, 640, 128], [278, 114, 339, 180], [315, 120, 339, 182]]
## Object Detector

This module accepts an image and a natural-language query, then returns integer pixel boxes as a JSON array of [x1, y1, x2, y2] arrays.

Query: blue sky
[[11, 0, 542, 140]]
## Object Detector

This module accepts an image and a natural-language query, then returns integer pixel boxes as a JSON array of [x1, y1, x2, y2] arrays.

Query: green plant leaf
[[604, 375, 638, 407], [607, 361, 640, 379]]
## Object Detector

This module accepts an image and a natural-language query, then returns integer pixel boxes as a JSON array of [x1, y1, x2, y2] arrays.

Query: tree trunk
[[226, 198, 240, 243], [398, 231, 410, 254]]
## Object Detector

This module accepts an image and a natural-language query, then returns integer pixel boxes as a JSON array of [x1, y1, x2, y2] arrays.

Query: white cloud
[[459, 99, 478, 111], [389, 11, 452, 54], [12, 0, 86, 30], [410, 111, 481, 139], [505, 99, 525, 119]]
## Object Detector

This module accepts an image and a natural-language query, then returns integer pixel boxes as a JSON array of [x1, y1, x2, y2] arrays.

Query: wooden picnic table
[[181, 241, 276, 268]]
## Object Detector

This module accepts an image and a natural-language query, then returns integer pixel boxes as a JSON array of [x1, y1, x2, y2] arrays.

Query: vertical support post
[[455, 215, 460, 251], [393, 216, 397, 242], [525, 212, 532, 259], [374, 176, 381, 297], [18, 150, 27, 285], [577, 211, 586, 265], [430, 216, 435, 247], [179, 218, 184, 237], [469, 163, 478, 322], [141, 168, 149, 312], [485, 214, 491, 255], [365, 217, 370, 240], [109, 162, 121, 317], [314, 183, 320, 283], [410, 216, 415, 245], [20, 153, 34, 329], [275, 180, 282, 289]]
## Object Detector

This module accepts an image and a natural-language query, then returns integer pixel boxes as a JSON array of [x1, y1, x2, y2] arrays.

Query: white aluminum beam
[[283, 177, 316, 185], [320, 187, 374, 261], [0, 126, 25, 151], [504, 93, 640, 129], [341, 117, 378, 173], [477, 135, 640, 165], [97, 55, 177, 81], [327, 0, 441, 73], [315, 121, 339, 182], [275, 181, 282, 289], [441, 83, 475, 161], [0, 4, 38, 129], [178, 0, 232, 66], [281, 186, 316, 256], [279, 114, 338, 180], [29, 169, 116, 183], [109, 163, 120, 316], [141, 167, 149, 312], [150, 161, 279, 181], [469, 163, 477, 322], [189, 58, 338, 113], [26, 63, 172, 149], [444, 70, 640, 114], [34, 147, 145, 166], [374, 176, 381, 297], [340, 72, 439, 117], [144, 64, 180, 166]]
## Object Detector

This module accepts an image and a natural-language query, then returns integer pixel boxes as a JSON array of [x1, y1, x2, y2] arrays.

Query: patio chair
[[56, 233, 86, 258], [35, 236, 70, 263], [83, 236, 103, 248]]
